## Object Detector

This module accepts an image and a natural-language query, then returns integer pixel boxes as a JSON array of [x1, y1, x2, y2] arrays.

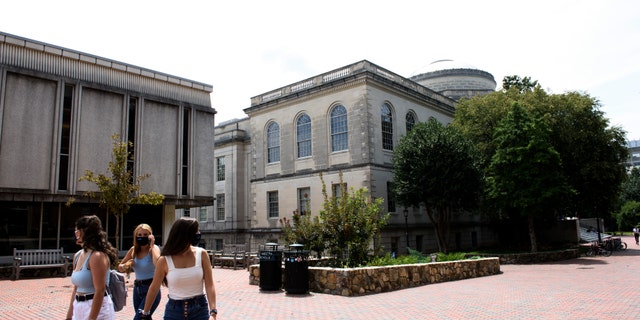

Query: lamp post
[[403, 208, 409, 253]]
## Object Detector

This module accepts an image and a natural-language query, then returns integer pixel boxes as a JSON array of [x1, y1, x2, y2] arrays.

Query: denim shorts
[[164, 294, 210, 320]]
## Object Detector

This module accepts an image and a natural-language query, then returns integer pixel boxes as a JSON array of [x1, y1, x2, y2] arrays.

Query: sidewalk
[[1, 236, 639, 319]]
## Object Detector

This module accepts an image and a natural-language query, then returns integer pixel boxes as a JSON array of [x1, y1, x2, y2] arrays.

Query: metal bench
[[213, 244, 246, 270], [12, 247, 71, 280]]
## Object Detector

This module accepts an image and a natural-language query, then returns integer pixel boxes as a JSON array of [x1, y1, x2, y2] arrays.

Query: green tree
[[279, 211, 325, 258], [319, 172, 388, 267], [486, 103, 574, 252], [614, 168, 640, 231], [615, 201, 640, 231], [502, 75, 538, 92], [543, 92, 628, 219], [454, 77, 627, 220], [392, 119, 482, 253], [74, 134, 164, 250], [618, 167, 640, 205]]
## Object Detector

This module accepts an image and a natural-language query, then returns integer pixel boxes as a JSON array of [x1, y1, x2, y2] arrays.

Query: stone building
[[207, 60, 498, 254], [0, 32, 216, 258], [410, 59, 497, 101]]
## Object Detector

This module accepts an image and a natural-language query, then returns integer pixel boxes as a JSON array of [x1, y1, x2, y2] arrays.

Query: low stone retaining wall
[[468, 249, 580, 264], [249, 257, 500, 296]]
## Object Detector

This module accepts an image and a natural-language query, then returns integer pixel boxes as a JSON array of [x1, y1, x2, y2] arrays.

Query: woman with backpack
[[118, 224, 162, 319], [139, 217, 217, 319], [66, 215, 119, 320]]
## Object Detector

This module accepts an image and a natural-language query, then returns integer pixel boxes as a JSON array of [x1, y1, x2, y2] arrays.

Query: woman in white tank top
[[139, 218, 217, 319]]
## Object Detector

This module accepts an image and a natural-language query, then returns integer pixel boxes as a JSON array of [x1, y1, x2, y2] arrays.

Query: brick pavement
[[1, 236, 639, 319]]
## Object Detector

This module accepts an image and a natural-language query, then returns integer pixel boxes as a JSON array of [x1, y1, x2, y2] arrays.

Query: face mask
[[191, 233, 201, 246], [136, 236, 149, 246]]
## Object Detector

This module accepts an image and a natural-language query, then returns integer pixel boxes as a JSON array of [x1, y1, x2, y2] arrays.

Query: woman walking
[[66, 215, 119, 320], [139, 217, 217, 319], [119, 224, 162, 319]]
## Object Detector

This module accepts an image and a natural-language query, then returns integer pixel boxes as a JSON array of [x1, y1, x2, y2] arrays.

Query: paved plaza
[[1, 235, 639, 319]]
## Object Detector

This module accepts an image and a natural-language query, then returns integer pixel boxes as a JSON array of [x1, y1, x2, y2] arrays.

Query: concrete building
[[207, 60, 498, 254], [626, 140, 640, 169], [0, 32, 216, 257]]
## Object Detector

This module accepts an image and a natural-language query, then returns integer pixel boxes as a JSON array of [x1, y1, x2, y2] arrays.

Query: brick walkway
[[1, 236, 639, 319]]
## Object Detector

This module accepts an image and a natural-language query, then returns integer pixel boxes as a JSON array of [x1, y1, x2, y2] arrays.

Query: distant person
[[139, 217, 217, 319], [118, 224, 162, 319], [633, 226, 639, 245], [67, 215, 119, 320]]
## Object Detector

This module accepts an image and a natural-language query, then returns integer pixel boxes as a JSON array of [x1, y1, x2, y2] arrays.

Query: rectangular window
[[268, 191, 279, 218], [215, 239, 223, 251], [391, 237, 399, 256], [332, 183, 347, 200], [127, 97, 137, 181], [199, 207, 207, 222], [58, 85, 74, 191], [216, 157, 225, 181], [387, 182, 396, 213], [298, 187, 310, 215], [183, 208, 190, 217], [472, 231, 478, 248], [181, 109, 190, 196], [216, 194, 225, 221], [415, 235, 423, 253]]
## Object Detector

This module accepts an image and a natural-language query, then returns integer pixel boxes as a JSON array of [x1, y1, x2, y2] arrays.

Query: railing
[[251, 60, 455, 108]]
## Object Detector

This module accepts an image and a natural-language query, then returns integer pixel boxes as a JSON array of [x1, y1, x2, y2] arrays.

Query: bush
[[366, 249, 473, 267]]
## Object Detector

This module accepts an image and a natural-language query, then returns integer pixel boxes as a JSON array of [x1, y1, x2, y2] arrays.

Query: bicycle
[[585, 242, 612, 257], [602, 237, 627, 251]]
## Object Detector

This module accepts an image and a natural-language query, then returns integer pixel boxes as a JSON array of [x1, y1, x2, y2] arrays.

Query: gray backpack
[[107, 269, 127, 312]]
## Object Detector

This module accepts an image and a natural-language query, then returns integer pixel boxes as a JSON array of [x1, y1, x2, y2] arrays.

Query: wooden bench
[[12, 248, 71, 280], [212, 244, 246, 270]]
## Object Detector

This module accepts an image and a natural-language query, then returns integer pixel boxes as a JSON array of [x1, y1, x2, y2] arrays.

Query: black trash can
[[259, 243, 282, 291], [284, 243, 309, 294]]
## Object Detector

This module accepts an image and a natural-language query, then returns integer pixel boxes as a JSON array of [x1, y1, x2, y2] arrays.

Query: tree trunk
[[528, 215, 537, 253], [114, 213, 120, 251], [426, 207, 448, 253]]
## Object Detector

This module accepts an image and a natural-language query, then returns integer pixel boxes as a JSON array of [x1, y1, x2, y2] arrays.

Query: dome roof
[[410, 59, 479, 77], [409, 59, 496, 101]]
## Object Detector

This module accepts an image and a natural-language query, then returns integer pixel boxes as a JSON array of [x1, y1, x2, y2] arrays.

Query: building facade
[[208, 60, 498, 254], [0, 32, 216, 258], [626, 140, 640, 169]]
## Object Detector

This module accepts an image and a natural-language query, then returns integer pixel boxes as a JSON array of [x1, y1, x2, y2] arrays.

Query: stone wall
[[249, 257, 500, 296], [468, 249, 580, 264]]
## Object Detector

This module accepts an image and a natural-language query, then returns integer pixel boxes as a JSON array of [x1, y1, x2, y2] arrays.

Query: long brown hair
[[161, 217, 199, 256], [75, 215, 119, 268]]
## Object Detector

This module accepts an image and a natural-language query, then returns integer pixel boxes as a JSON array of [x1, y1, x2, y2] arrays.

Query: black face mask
[[136, 236, 149, 246], [191, 233, 201, 246]]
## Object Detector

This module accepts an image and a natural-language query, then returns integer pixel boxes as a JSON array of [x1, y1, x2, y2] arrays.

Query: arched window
[[267, 122, 280, 163], [406, 112, 416, 132], [381, 103, 393, 150], [296, 114, 312, 158], [330, 105, 348, 152]]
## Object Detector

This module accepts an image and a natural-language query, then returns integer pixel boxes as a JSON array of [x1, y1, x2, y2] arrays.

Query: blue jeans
[[133, 283, 161, 320], [164, 294, 210, 320]]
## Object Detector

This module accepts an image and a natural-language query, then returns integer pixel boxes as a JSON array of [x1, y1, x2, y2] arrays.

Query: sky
[[2, 0, 639, 139]]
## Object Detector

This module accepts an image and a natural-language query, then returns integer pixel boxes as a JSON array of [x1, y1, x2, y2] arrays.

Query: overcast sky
[[2, 0, 639, 139]]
